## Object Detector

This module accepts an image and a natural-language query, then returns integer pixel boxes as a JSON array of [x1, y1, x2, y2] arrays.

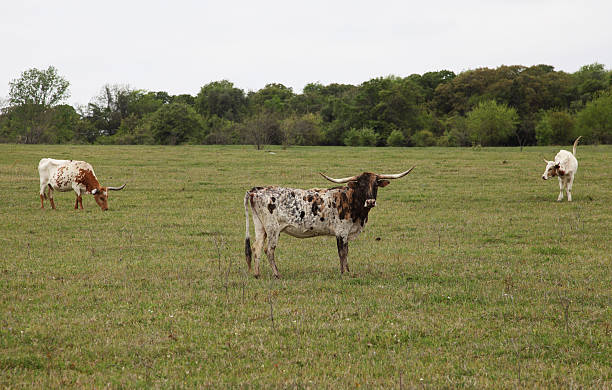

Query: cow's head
[[92, 184, 126, 211], [541, 158, 561, 180], [320, 167, 415, 208]]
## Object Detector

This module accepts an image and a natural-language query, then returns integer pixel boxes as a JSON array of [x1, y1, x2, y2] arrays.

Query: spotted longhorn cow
[[244, 168, 414, 278], [38, 158, 126, 211]]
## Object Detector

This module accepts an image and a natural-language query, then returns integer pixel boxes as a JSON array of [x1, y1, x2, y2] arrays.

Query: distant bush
[[359, 128, 377, 146], [411, 130, 436, 146], [344, 127, 377, 146], [535, 110, 576, 145], [386, 129, 405, 146], [151, 103, 205, 145], [466, 100, 518, 146], [575, 91, 612, 144]]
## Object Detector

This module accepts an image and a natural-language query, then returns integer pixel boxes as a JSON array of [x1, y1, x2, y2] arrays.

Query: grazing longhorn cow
[[38, 158, 126, 211], [244, 168, 414, 278], [541, 136, 581, 202]]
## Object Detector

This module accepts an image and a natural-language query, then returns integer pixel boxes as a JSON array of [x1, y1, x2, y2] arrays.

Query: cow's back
[[38, 158, 71, 172], [38, 158, 70, 182], [555, 150, 578, 173]]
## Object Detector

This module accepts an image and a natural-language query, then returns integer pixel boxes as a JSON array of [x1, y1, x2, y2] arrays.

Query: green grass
[[0, 144, 611, 388]]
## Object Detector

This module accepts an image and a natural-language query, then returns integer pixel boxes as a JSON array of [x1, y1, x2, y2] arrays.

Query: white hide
[[541, 138, 580, 201]]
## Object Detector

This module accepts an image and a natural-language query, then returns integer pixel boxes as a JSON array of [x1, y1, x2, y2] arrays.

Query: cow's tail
[[573, 136, 582, 156], [244, 191, 252, 271]]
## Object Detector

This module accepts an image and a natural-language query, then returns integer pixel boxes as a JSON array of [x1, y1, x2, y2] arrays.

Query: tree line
[[1, 64, 611, 147]]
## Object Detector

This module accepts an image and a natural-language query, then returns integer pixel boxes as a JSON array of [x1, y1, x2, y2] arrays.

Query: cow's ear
[[554, 163, 560, 169], [347, 181, 358, 189], [377, 180, 390, 187], [92, 189, 98, 195]]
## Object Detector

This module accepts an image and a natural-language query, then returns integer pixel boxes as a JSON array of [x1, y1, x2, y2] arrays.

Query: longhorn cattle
[[38, 158, 126, 211], [541, 136, 581, 202], [244, 168, 414, 278]]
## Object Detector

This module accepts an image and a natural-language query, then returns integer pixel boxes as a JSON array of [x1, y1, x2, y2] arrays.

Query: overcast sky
[[1, 0, 611, 107]]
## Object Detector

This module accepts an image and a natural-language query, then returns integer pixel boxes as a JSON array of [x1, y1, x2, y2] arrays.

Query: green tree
[[46, 105, 80, 143], [343, 127, 377, 146], [359, 127, 377, 146], [466, 100, 519, 146], [411, 130, 436, 146], [241, 110, 282, 149], [280, 113, 322, 147], [150, 103, 205, 145], [86, 84, 133, 136], [248, 83, 294, 114], [128, 91, 164, 118], [408, 70, 455, 100], [343, 128, 361, 146], [109, 114, 155, 145], [5, 66, 71, 143], [9, 66, 70, 108], [172, 94, 196, 106], [386, 129, 405, 146], [347, 76, 425, 144], [573, 63, 609, 104], [439, 115, 471, 147], [535, 110, 576, 145], [195, 80, 246, 121], [575, 91, 612, 144], [202, 115, 238, 145]]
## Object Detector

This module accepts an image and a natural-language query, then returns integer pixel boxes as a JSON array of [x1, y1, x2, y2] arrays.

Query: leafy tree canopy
[[9, 66, 70, 109]]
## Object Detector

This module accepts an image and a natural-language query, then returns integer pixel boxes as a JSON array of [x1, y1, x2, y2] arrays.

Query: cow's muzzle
[[364, 199, 377, 208], [542, 175, 548, 180]]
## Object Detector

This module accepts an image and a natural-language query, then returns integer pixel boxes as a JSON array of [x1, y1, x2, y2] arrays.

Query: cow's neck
[[346, 186, 371, 225], [79, 171, 101, 193]]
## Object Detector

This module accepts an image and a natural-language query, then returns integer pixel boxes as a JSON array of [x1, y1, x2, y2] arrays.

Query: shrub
[[535, 110, 576, 145], [575, 91, 612, 144], [343, 127, 377, 146], [359, 128, 377, 146], [411, 130, 436, 147], [386, 129, 405, 146], [465, 100, 519, 146]]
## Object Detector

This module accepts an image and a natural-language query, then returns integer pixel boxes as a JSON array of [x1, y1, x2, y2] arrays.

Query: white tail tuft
[[573, 136, 582, 156]]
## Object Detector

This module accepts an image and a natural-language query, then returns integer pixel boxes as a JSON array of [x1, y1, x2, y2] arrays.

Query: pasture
[[0, 144, 610, 388]]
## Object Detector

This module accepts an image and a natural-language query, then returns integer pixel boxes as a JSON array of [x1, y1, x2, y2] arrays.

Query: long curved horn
[[107, 183, 126, 191], [378, 166, 415, 180], [540, 154, 549, 163], [319, 172, 358, 183]]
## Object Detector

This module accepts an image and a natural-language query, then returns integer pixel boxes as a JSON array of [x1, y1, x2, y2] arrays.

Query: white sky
[[1, 0, 611, 107]]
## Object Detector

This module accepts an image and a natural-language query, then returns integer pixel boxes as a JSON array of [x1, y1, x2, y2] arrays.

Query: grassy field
[[0, 144, 610, 388]]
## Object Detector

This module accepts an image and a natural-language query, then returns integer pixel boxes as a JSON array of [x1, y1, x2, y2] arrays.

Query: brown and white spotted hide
[[243, 172, 397, 278], [38, 158, 125, 210]]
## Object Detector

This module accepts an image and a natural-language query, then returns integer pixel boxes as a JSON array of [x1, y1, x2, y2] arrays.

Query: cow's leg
[[251, 217, 267, 278], [78, 195, 84, 209], [336, 236, 349, 274], [265, 230, 281, 279], [557, 177, 564, 201], [74, 195, 79, 209], [566, 175, 574, 202], [39, 183, 46, 208], [48, 187, 56, 210]]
